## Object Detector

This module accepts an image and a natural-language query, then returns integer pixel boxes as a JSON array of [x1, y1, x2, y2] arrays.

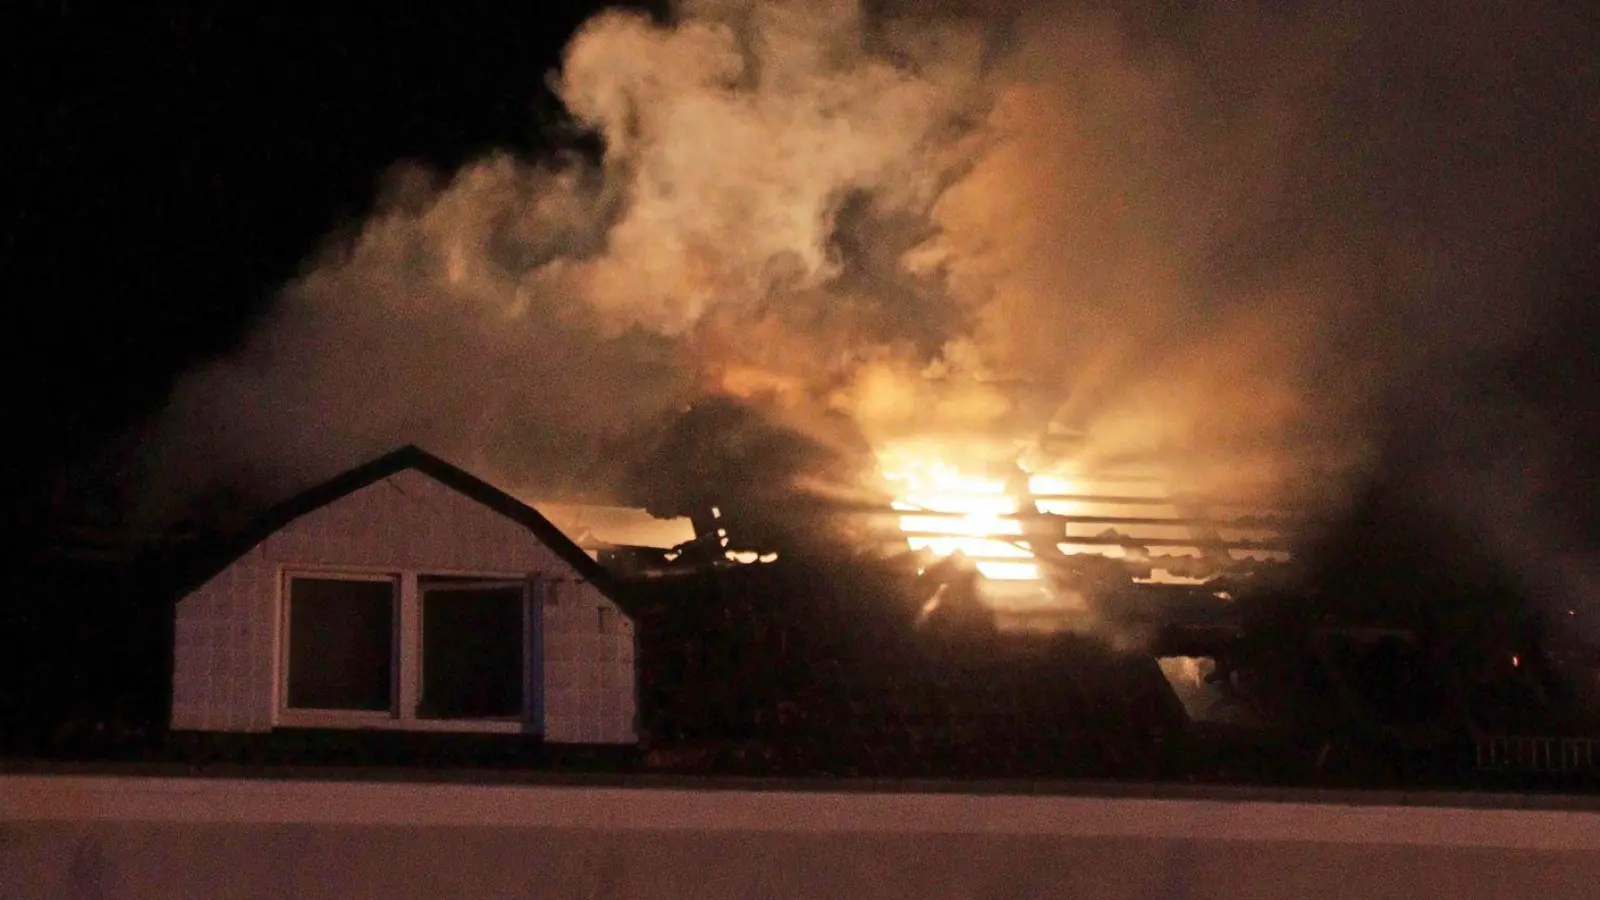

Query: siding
[[170, 468, 635, 743]]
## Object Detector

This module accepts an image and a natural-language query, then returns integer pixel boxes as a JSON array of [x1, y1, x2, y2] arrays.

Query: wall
[[170, 468, 635, 743], [4, 775, 1600, 899], [542, 578, 634, 744]]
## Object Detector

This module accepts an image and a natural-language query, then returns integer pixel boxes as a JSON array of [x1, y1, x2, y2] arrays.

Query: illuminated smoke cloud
[[557, 0, 988, 331], [134, 0, 996, 519], [130, 0, 1598, 626]]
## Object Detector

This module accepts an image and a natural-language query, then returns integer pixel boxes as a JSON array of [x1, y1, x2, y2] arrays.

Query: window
[[419, 578, 527, 720], [279, 569, 539, 731], [284, 575, 396, 712]]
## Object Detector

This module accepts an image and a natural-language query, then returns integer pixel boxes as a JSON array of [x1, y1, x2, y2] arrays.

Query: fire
[[878, 444, 1044, 583], [877, 437, 1297, 617]]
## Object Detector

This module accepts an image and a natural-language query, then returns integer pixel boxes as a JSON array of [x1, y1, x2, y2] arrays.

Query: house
[[169, 445, 636, 745]]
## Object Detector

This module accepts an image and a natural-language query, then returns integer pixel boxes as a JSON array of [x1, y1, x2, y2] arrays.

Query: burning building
[[54, 0, 1592, 781], [579, 398, 1596, 782], [130, 386, 1596, 782]]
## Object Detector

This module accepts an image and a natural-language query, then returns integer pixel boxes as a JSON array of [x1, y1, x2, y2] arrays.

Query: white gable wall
[[170, 469, 636, 744]]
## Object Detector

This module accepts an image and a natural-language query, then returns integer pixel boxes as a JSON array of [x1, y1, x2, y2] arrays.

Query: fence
[[1475, 736, 1600, 774]]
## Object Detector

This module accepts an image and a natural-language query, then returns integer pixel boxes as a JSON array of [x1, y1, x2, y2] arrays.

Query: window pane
[[286, 577, 395, 711], [420, 582, 524, 719]]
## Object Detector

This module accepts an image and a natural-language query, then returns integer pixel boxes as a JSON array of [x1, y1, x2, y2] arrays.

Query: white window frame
[[275, 566, 540, 734], [415, 576, 534, 727], [276, 570, 400, 726]]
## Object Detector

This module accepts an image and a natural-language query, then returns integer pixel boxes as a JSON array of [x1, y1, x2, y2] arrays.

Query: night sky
[[9, 3, 647, 546]]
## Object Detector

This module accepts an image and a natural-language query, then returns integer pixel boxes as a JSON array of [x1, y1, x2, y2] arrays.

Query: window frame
[[277, 570, 400, 724], [416, 576, 533, 724], [274, 566, 541, 734]]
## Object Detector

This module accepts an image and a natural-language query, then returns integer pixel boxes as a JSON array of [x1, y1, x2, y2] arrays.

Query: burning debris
[[867, 435, 1297, 633], [581, 421, 1303, 711]]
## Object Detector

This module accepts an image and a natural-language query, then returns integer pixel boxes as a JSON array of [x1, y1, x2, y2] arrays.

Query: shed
[[169, 445, 636, 745]]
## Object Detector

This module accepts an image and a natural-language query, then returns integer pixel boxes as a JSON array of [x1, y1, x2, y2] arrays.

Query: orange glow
[[876, 439, 1295, 613], [878, 444, 1044, 583]]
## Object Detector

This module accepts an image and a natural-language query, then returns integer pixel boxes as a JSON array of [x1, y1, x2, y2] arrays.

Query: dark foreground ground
[[5, 773, 1600, 900]]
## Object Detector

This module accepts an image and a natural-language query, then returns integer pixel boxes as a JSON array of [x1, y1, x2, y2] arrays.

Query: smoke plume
[[130, 0, 1598, 623]]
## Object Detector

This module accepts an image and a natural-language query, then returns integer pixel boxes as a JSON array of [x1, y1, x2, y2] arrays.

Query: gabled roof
[[174, 445, 619, 599]]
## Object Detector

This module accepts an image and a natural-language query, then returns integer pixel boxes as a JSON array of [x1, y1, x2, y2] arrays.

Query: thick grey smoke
[[132, 0, 1599, 626]]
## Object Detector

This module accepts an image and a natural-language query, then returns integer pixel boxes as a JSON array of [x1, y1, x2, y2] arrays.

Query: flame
[[879, 445, 1043, 582], [877, 437, 1296, 617]]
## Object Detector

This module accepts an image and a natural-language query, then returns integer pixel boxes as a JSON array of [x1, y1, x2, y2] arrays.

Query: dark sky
[[8, 4, 648, 535]]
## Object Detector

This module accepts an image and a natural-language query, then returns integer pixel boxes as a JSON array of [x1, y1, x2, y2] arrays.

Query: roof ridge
[[174, 444, 619, 600]]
